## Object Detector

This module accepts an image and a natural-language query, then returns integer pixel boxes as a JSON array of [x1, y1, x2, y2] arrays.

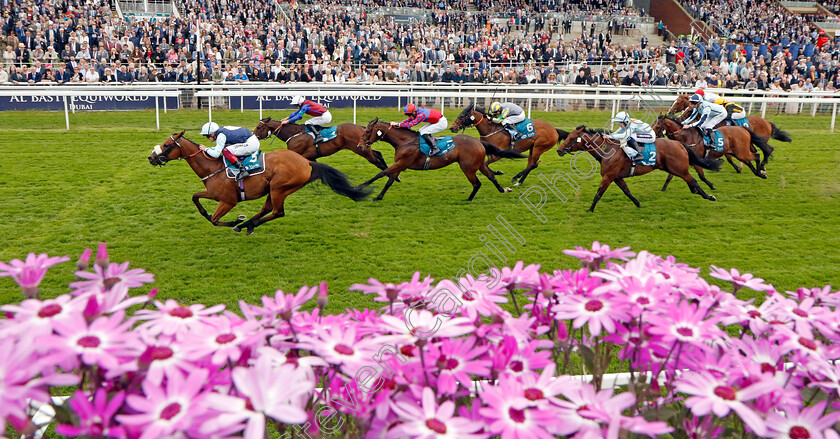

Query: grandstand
[[1, 0, 839, 95]]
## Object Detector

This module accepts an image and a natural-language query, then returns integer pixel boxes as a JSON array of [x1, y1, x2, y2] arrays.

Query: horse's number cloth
[[419, 134, 457, 156], [306, 126, 338, 143], [506, 118, 536, 142], [703, 130, 726, 152], [223, 151, 265, 179], [639, 143, 657, 166]]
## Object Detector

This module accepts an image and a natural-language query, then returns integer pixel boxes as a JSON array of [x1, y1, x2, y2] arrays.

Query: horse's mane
[[659, 114, 682, 124], [575, 125, 607, 135]]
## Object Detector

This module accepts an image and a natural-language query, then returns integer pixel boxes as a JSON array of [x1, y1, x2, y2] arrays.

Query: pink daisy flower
[[41, 310, 138, 371], [71, 261, 154, 297], [134, 299, 225, 337], [676, 370, 777, 436], [379, 309, 475, 345], [135, 335, 201, 386], [765, 401, 840, 439], [55, 389, 127, 438], [182, 315, 264, 366], [709, 265, 774, 293], [563, 241, 635, 269], [647, 302, 724, 350], [497, 261, 542, 291], [0, 295, 81, 338], [479, 376, 558, 439], [443, 277, 508, 321], [429, 337, 490, 394], [298, 324, 381, 375], [117, 369, 210, 439], [249, 285, 318, 321], [390, 387, 484, 439], [0, 253, 70, 298], [552, 292, 630, 336]]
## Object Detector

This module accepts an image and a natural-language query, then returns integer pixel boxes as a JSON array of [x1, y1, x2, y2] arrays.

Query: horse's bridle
[[560, 132, 612, 155], [151, 135, 206, 166], [361, 124, 390, 149]]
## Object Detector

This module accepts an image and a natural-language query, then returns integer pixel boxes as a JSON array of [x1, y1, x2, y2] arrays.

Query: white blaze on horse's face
[[376, 130, 382, 137], [576, 137, 582, 143], [153, 145, 162, 155]]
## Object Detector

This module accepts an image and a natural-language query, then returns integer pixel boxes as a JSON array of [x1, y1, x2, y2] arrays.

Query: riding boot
[[233, 159, 250, 181], [422, 134, 439, 155], [704, 128, 714, 148], [310, 124, 324, 143], [628, 139, 644, 161]]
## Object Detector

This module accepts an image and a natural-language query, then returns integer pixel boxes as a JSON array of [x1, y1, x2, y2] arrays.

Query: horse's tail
[[683, 143, 722, 171], [556, 128, 570, 141], [769, 122, 792, 142], [746, 128, 774, 162], [481, 141, 527, 159], [307, 162, 372, 201]]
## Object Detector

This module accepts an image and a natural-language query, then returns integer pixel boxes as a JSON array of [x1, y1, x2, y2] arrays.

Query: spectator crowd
[[1, 0, 840, 93]]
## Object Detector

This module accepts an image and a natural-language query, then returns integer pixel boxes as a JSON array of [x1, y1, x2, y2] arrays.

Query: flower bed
[[1, 242, 839, 439]]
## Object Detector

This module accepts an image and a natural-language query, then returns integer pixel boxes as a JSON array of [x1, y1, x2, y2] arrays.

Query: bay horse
[[148, 131, 371, 235], [557, 126, 721, 212], [356, 118, 525, 201], [669, 94, 787, 170], [652, 116, 770, 191], [253, 117, 391, 173], [449, 103, 569, 186]]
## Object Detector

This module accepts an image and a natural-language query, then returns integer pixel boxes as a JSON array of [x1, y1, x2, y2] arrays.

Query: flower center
[[789, 426, 810, 439], [760, 363, 775, 374], [400, 345, 414, 357], [799, 337, 817, 351], [437, 357, 458, 370], [732, 276, 746, 283], [584, 300, 603, 312], [747, 310, 761, 318], [576, 404, 598, 419], [792, 309, 808, 318], [151, 347, 174, 360], [160, 402, 181, 421], [509, 360, 524, 372], [461, 292, 475, 301], [169, 307, 193, 319], [215, 333, 236, 344], [38, 304, 63, 318], [103, 277, 121, 291], [77, 335, 101, 348], [713, 386, 736, 401], [676, 327, 694, 338], [508, 407, 526, 423], [425, 418, 447, 434], [524, 388, 544, 401], [334, 344, 355, 355], [636, 297, 650, 305]]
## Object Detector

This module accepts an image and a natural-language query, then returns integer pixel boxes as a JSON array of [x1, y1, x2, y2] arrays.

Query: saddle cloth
[[638, 143, 657, 166], [702, 130, 726, 152], [419, 134, 457, 157], [725, 118, 750, 128], [223, 150, 266, 179], [505, 118, 536, 143], [305, 125, 338, 143]]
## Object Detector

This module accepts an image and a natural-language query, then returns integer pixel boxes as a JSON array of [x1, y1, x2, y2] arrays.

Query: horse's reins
[[466, 111, 507, 139], [363, 124, 394, 148], [159, 135, 224, 181]]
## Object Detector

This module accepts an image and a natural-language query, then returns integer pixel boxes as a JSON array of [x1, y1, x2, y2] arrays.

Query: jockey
[[390, 103, 448, 155], [606, 111, 655, 162], [488, 101, 526, 130], [282, 95, 332, 143], [199, 122, 261, 182], [683, 94, 727, 144], [694, 88, 745, 123]]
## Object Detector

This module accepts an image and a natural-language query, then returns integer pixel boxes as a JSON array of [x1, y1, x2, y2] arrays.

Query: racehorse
[[449, 103, 569, 186], [557, 126, 721, 212], [652, 116, 770, 189], [669, 94, 789, 169], [148, 131, 371, 235], [253, 117, 391, 172], [357, 118, 525, 201]]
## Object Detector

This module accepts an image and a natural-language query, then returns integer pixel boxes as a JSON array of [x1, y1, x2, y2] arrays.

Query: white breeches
[[501, 113, 526, 126], [305, 111, 332, 126], [730, 109, 746, 120], [419, 117, 448, 135], [701, 113, 727, 130], [226, 135, 261, 156]]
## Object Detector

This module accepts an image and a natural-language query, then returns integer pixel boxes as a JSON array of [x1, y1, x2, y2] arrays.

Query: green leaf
[[639, 407, 678, 422], [577, 345, 596, 374]]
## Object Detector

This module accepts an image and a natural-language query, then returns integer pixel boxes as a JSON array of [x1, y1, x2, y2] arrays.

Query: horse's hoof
[[760, 170, 767, 175], [709, 195, 717, 201], [232, 226, 242, 233], [493, 171, 504, 176], [504, 187, 512, 193], [513, 182, 521, 187], [373, 197, 383, 202], [246, 228, 255, 236], [237, 215, 247, 221]]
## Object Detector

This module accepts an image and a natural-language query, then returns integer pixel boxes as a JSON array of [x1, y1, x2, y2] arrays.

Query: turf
[[0, 107, 838, 312]]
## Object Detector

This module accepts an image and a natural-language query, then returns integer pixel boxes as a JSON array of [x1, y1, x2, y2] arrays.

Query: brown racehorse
[[449, 104, 568, 186], [669, 94, 788, 170], [148, 131, 370, 235], [253, 117, 391, 173], [557, 126, 721, 212], [652, 116, 770, 187], [356, 118, 525, 201]]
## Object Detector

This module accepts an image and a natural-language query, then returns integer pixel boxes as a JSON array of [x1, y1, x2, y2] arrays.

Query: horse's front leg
[[614, 178, 640, 208], [233, 194, 272, 234], [588, 176, 615, 212], [362, 162, 404, 187], [193, 191, 244, 227]]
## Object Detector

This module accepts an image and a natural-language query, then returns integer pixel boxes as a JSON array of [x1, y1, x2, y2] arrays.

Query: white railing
[[3, 84, 839, 130], [0, 87, 180, 130]]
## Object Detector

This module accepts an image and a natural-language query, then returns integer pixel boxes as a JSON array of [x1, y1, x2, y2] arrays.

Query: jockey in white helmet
[[683, 94, 728, 146], [199, 121, 261, 181], [282, 95, 332, 143], [606, 111, 655, 162]]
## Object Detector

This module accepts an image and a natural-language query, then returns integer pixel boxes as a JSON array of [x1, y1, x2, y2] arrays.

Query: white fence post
[[63, 96, 69, 130], [832, 103, 837, 132], [155, 97, 160, 130]]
